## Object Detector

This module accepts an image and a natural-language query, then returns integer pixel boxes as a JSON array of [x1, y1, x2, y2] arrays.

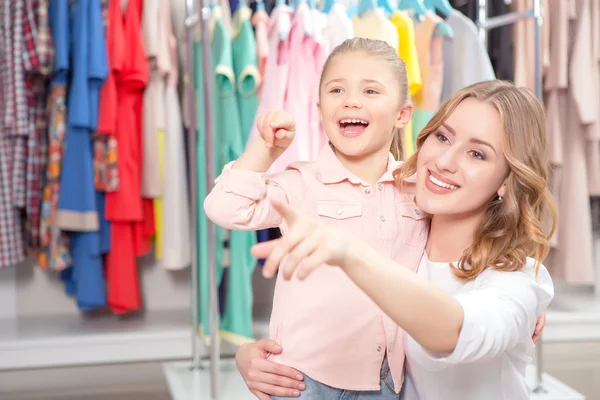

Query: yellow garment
[[391, 11, 422, 97], [154, 130, 165, 259], [392, 11, 421, 158], [352, 9, 399, 53]]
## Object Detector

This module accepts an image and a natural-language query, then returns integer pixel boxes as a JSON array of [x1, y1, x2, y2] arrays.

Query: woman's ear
[[497, 182, 507, 199]]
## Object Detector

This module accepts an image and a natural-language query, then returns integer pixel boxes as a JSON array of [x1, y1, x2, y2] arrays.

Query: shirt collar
[[315, 143, 402, 185]]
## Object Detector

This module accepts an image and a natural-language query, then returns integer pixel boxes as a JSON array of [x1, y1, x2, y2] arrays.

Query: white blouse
[[402, 254, 554, 400]]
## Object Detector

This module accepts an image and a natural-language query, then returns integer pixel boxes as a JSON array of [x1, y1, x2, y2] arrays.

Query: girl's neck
[[425, 211, 484, 263], [334, 146, 390, 186]]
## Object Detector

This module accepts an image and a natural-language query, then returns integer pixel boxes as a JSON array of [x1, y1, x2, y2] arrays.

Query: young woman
[[240, 80, 555, 400]]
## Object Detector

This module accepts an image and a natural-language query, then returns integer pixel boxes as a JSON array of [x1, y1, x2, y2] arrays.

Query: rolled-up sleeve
[[410, 263, 554, 369], [204, 161, 305, 230]]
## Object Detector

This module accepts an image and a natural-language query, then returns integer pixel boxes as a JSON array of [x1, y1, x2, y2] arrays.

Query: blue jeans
[[272, 358, 401, 400]]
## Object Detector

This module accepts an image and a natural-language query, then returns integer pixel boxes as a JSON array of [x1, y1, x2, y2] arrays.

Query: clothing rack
[[184, 0, 221, 399], [477, 0, 546, 394]]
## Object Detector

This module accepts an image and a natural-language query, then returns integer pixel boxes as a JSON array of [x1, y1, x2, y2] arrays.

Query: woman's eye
[[365, 89, 378, 95], [435, 133, 449, 143], [329, 88, 342, 93], [469, 150, 485, 160]]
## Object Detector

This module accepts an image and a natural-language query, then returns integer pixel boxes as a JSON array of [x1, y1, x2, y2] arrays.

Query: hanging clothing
[[511, 0, 551, 91], [56, 0, 109, 310], [277, 3, 322, 172], [412, 12, 446, 139], [439, 9, 495, 103], [250, 8, 270, 94], [232, 5, 261, 143], [0, 0, 26, 268], [160, 0, 191, 270], [322, 3, 354, 61], [195, 5, 257, 344], [105, 0, 150, 314], [352, 9, 399, 53], [392, 10, 421, 157], [246, 4, 293, 164], [545, 0, 595, 285]]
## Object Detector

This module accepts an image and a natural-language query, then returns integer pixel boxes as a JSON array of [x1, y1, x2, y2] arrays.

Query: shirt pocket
[[397, 201, 429, 247], [317, 201, 363, 226]]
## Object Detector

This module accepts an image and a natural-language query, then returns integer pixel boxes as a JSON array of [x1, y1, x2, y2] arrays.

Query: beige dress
[[545, 0, 596, 285]]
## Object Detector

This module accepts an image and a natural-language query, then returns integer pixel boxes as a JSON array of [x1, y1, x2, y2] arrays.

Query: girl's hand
[[251, 200, 358, 280], [236, 340, 305, 399], [256, 110, 296, 150]]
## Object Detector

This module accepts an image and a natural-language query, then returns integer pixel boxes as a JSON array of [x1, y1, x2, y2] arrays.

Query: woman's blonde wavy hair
[[394, 80, 558, 280]]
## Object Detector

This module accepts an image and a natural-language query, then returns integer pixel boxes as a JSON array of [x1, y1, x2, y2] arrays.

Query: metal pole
[[184, 0, 220, 398], [477, 0, 488, 47], [184, 0, 201, 372], [531, 0, 545, 393]]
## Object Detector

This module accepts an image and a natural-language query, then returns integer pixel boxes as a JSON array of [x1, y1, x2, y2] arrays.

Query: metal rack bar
[[184, 0, 221, 398], [477, 0, 546, 393]]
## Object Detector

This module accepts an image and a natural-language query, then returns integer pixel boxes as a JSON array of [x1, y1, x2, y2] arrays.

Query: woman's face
[[415, 98, 510, 219]]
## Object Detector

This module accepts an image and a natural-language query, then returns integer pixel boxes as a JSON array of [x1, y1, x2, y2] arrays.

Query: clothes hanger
[[321, 0, 337, 13], [397, 0, 427, 20], [423, 0, 453, 17], [423, 0, 454, 38], [357, 0, 377, 17], [256, 0, 266, 11], [378, 0, 394, 15]]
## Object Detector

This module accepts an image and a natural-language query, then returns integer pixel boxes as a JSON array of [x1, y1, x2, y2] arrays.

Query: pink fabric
[[247, 5, 293, 153], [204, 144, 428, 392], [275, 4, 320, 173], [251, 9, 270, 94]]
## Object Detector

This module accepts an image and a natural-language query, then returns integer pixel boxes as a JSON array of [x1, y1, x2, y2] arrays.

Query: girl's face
[[317, 52, 408, 159], [415, 98, 510, 220]]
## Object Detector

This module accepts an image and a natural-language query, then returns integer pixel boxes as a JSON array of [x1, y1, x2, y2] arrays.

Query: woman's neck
[[426, 212, 483, 263], [335, 146, 390, 186]]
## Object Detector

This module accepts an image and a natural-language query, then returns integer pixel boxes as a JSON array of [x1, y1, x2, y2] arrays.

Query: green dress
[[194, 7, 257, 346]]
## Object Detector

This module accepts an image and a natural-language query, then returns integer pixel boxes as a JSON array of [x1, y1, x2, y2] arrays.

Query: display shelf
[[0, 310, 269, 371]]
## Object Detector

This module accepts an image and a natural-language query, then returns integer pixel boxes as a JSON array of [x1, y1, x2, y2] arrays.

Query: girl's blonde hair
[[319, 38, 410, 160], [394, 80, 558, 280]]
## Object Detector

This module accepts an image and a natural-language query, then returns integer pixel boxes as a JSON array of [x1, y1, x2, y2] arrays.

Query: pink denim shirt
[[204, 144, 428, 392]]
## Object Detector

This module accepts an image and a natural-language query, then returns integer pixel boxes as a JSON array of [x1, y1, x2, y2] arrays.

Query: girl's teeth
[[429, 174, 458, 190], [341, 119, 368, 125]]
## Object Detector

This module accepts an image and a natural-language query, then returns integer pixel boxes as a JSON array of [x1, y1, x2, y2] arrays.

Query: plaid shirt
[[0, 0, 54, 267]]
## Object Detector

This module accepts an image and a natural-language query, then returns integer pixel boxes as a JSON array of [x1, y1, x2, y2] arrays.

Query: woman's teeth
[[429, 174, 458, 190]]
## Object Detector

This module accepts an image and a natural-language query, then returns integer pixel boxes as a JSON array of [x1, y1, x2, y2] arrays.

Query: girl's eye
[[435, 132, 449, 144], [365, 89, 379, 95], [469, 150, 485, 160], [329, 88, 343, 93]]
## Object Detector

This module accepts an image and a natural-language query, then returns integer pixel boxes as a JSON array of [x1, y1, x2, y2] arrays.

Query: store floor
[[2, 341, 600, 400]]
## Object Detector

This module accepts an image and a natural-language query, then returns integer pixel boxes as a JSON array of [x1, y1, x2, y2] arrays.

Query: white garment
[[160, 7, 192, 270], [402, 255, 554, 400], [440, 9, 495, 102], [322, 3, 354, 60]]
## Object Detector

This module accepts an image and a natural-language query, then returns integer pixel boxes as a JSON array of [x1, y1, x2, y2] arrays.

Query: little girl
[[204, 38, 424, 398]]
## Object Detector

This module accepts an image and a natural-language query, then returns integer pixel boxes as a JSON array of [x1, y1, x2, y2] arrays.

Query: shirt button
[[380, 216, 386, 222], [377, 346, 382, 352], [337, 209, 343, 215], [378, 183, 383, 191], [415, 209, 420, 216], [365, 188, 371, 194]]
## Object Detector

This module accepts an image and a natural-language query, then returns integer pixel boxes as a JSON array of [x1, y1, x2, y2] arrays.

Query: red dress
[[105, 0, 154, 314]]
